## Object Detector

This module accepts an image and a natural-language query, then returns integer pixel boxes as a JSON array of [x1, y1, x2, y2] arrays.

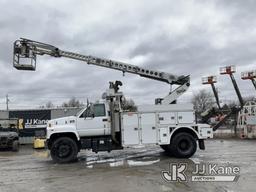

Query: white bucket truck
[[13, 38, 213, 163]]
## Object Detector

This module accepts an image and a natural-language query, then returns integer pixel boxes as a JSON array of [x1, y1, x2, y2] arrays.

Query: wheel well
[[48, 133, 79, 149], [171, 127, 198, 141]]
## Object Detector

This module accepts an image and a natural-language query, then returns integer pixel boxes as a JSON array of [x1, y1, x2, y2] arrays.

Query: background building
[[0, 107, 83, 144]]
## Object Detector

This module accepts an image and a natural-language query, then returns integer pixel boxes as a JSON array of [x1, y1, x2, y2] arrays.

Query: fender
[[47, 125, 80, 141], [168, 126, 200, 142]]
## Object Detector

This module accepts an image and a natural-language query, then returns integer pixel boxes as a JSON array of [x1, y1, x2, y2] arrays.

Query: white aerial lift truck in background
[[13, 38, 213, 163]]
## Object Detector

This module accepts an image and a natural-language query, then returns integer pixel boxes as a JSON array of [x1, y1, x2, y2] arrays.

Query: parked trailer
[[237, 101, 256, 139]]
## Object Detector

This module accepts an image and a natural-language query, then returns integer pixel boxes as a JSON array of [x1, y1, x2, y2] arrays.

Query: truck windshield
[[76, 104, 106, 118], [75, 107, 86, 117]]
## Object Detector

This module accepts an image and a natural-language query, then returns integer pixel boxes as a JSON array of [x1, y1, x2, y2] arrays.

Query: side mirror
[[84, 111, 95, 119], [84, 104, 95, 119]]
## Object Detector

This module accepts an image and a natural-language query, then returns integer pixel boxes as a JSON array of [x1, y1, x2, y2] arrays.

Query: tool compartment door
[[177, 112, 195, 124], [122, 113, 139, 145], [158, 112, 176, 125], [159, 127, 169, 144], [140, 113, 157, 144]]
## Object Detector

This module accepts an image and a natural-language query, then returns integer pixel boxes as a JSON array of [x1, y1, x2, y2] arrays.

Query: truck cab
[[76, 103, 111, 137]]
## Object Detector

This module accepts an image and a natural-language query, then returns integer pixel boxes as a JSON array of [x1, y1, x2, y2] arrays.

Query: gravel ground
[[0, 139, 256, 192]]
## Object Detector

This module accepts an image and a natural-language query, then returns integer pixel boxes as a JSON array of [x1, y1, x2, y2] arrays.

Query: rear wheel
[[50, 137, 78, 163], [170, 132, 197, 158], [160, 145, 173, 156]]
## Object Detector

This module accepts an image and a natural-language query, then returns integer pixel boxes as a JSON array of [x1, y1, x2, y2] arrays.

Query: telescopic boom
[[13, 38, 190, 104]]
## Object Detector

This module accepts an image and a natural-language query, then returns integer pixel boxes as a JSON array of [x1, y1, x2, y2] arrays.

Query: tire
[[170, 132, 197, 158], [160, 145, 168, 151], [12, 140, 19, 152], [50, 137, 78, 163], [160, 145, 173, 156]]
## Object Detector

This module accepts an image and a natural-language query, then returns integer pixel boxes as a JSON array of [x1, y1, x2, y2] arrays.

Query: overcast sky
[[0, 0, 256, 109]]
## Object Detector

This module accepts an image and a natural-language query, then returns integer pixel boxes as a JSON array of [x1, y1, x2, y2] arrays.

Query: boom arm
[[13, 38, 190, 104]]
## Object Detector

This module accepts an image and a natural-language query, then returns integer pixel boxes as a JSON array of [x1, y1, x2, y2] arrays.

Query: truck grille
[[0, 137, 8, 145]]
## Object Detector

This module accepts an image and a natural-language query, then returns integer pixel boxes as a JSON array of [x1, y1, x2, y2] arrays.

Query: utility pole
[[6, 94, 9, 111]]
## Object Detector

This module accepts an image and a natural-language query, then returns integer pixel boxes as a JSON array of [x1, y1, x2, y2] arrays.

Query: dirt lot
[[0, 139, 256, 192]]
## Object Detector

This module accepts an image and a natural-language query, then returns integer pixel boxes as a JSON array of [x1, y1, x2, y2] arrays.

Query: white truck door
[[76, 104, 110, 137], [122, 113, 139, 145], [140, 113, 157, 144]]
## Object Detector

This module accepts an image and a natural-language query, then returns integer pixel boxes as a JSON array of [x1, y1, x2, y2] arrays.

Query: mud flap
[[198, 139, 205, 150]]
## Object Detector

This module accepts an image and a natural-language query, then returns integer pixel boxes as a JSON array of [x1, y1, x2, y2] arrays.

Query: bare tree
[[225, 95, 256, 108], [121, 98, 137, 112], [191, 89, 214, 114], [244, 96, 256, 103], [45, 101, 54, 108], [62, 97, 84, 108]]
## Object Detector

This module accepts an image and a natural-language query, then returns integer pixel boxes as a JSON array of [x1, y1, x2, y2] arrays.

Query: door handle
[[102, 118, 108, 122], [134, 127, 138, 131], [152, 127, 156, 130]]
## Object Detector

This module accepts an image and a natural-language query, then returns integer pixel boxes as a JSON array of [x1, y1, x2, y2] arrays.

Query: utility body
[[13, 38, 213, 163]]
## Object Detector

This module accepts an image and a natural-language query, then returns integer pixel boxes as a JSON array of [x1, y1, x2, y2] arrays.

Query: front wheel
[[170, 132, 197, 158], [160, 145, 168, 151], [50, 137, 78, 163]]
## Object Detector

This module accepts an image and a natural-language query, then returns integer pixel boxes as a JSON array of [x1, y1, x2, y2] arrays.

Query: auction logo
[[162, 163, 240, 182], [25, 119, 49, 128], [162, 163, 187, 182]]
